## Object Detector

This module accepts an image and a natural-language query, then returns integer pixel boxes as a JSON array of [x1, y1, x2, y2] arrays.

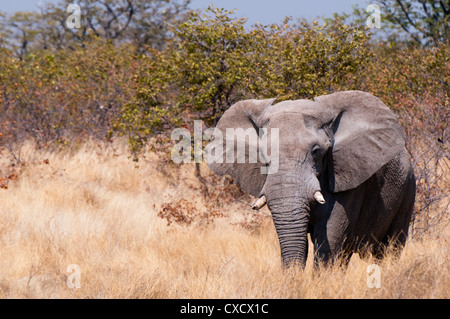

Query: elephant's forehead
[[263, 100, 316, 130], [267, 115, 319, 148], [269, 113, 307, 131], [263, 99, 317, 117], [260, 100, 323, 146]]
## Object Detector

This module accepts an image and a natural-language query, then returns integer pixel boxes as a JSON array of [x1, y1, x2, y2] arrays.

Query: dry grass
[[0, 141, 448, 299]]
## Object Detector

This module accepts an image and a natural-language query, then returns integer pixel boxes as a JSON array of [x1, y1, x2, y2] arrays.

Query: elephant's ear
[[206, 98, 276, 197], [314, 91, 405, 193]]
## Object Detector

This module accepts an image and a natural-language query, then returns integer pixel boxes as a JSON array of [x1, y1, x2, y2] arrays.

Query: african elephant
[[206, 91, 416, 268]]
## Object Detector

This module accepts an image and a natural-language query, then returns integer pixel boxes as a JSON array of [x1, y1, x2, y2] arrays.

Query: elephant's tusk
[[252, 195, 267, 210], [314, 191, 326, 204]]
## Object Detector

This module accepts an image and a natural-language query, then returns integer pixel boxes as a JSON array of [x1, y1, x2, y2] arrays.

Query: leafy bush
[[0, 40, 138, 160], [115, 7, 372, 154], [0, 0, 190, 58]]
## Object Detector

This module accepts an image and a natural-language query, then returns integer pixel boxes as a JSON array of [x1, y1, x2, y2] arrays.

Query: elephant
[[206, 90, 416, 268]]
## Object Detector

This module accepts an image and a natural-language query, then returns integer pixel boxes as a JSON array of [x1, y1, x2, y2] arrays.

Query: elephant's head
[[206, 91, 405, 268]]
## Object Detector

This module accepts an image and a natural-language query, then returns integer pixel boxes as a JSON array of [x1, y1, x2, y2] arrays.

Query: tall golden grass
[[0, 141, 448, 298]]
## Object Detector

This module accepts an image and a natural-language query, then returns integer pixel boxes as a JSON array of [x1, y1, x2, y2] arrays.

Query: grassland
[[0, 141, 448, 298]]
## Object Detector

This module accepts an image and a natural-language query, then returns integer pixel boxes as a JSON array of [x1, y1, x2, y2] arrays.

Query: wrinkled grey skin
[[207, 91, 416, 268]]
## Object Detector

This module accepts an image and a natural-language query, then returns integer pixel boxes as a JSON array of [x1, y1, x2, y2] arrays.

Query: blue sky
[[190, 0, 370, 24], [1, 0, 371, 24]]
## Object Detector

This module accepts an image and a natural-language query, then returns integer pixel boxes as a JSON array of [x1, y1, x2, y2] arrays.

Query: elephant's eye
[[311, 144, 322, 158]]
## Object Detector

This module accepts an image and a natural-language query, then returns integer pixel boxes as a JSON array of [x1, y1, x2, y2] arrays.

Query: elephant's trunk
[[268, 194, 310, 268], [263, 159, 322, 268]]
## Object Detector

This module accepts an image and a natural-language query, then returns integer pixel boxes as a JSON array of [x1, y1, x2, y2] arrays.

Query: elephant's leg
[[311, 186, 368, 268], [310, 205, 332, 267], [311, 212, 351, 268], [312, 229, 331, 267], [311, 232, 353, 268]]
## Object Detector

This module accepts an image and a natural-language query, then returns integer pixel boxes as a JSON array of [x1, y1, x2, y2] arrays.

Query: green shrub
[[0, 40, 137, 157], [115, 7, 372, 155]]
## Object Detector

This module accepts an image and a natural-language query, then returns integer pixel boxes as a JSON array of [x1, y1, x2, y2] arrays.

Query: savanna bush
[[0, 39, 138, 160], [115, 7, 372, 154]]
